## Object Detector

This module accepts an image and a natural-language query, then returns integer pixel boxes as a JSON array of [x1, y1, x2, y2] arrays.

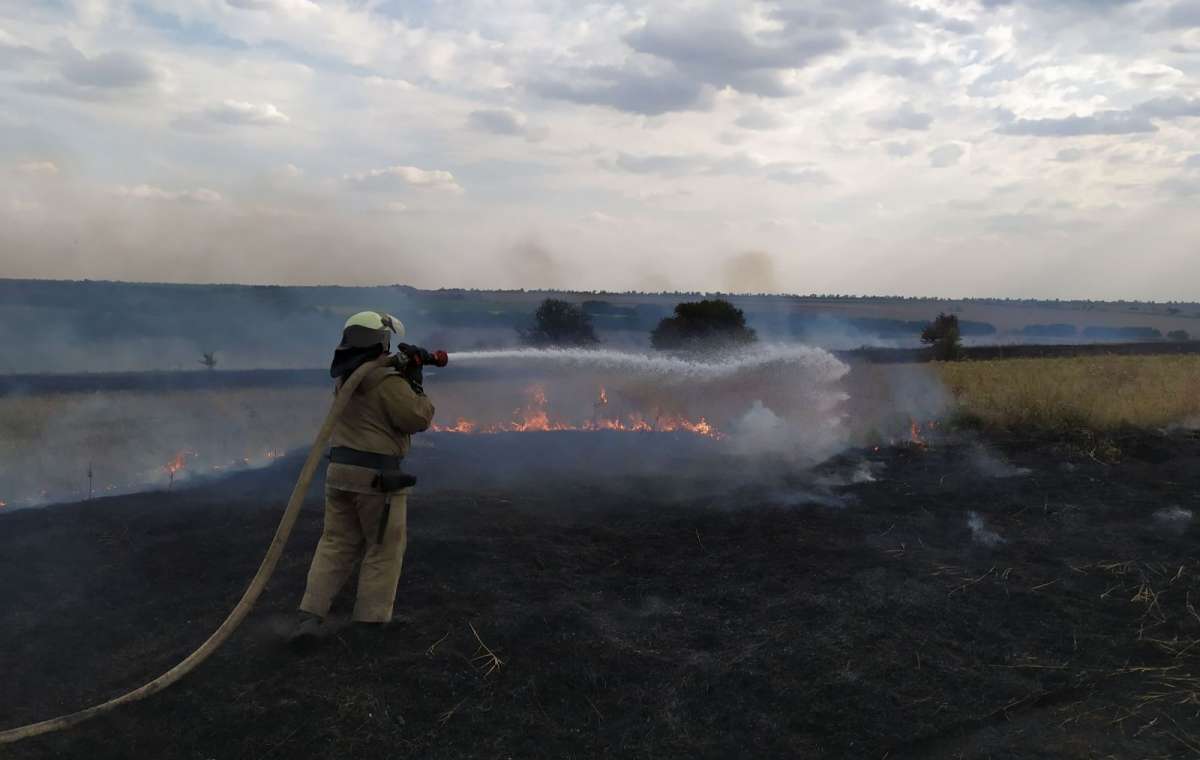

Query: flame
[[908, 419, 938, 448], [434, 385, 723, 439], [164, 452, 188, 476]]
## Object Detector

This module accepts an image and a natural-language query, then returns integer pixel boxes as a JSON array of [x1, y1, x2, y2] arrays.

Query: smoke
[[729, 399, 845, 468], [1153, 506, 1193, 535], [967, 511, 1005, 547], [0, 387, 327, 508], [722, 251, 777, 294], [969, 445, 1032, 479]]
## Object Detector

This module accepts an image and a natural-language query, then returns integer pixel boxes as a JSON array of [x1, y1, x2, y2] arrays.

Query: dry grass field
[[0, 388, 328, 506], [936, 355, 1200, 433]]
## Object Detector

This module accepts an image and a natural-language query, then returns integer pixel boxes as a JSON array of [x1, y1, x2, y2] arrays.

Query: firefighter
[[291, 311, 435, 644]]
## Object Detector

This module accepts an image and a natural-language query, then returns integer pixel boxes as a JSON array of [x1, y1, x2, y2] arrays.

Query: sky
[[0, 0, 1197, 298]]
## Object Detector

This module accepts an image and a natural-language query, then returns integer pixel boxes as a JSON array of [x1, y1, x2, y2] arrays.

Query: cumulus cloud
[[1053, 148, 1085, 162], [175, 100, 291, 131], [607, 151, 830, 185], [1160, 176, 1200, 196], [998, 111, 1157, 136], [466, 108, 545, 141], [823, 56, 950, 86], [1137, 96, 1200, 119], [60, 47, 157, 89], [883, 141, 916, 157], [530, 64, 711, 115], [999, 97, 1200, 137], [0, 32, 44, 68], [16, 161, 59, 175], [929, 143, 964, 168], [26, 41, 161, 101], [867, 103, 934, 131], [1163, 1, 1200, 28], [344, 165, 463, 193], [623, 9, 842, 99], [734, 106, 784, 131], [980, 0, 1138, 10], [114, 184, 222, 203]]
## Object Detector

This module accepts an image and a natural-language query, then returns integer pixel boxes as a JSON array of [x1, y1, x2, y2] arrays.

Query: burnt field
[[2, 431, 1198, 759]]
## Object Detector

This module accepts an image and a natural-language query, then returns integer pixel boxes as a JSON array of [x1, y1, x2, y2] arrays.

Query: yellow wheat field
[[935, 355, 1200, 432]]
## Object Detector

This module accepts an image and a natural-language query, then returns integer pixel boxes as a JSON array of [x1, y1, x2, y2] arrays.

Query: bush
[[1168, 330, 1191, 342], [650, 299, 758, 352], [921, 313, 962, 361], [518, 299, 599, 347]]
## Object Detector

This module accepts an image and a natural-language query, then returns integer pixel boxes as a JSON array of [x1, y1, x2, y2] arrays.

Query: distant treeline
[[0, 279, 1190, 374]]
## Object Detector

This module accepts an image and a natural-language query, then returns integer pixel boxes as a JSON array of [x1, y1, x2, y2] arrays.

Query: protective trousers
[[299, 486, 409, 623]]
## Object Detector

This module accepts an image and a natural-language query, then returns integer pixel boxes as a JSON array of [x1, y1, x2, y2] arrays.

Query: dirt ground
[[1, 430, 1198, 759]]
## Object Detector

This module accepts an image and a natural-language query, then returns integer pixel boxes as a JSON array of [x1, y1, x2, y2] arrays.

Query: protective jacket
[[326, 365, 435, 494]]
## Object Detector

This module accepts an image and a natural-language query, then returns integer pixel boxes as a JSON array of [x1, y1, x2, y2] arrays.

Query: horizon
[[3, 275, 1199, 306]]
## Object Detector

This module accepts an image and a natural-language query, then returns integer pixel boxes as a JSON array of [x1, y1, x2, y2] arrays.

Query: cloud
[[998, 111, 1157, 136], [998, 97, 1200, 138], [1186, 154, 1200, 168], [884, 141, 916, 157], [770, 1, 973, 36], [467, 108, 524, 135], [1164, 1, 1200, 28], [530, 64, 711, 116], [767, 167, 833, 185], [607, 150, 831, 185], [114, 185, 222, 203], [867, 103, 933, 131], [535, 1, 924, 115], [25, 42, 160, 101], [59, 45, 158, 89], [624, 9, 843, 98], [0, 34, 44, 69], [823, 56, 950, 86], [1053, 148, 1085, 162], [174, 100, 291, 131], [1137, 96, 1200, 119], [466, 108, 546, 141], [734, 106, 784, 131], [929, 144, 964, 168], [583, 211, 617, 224], [16, 161, 60, 175], [980, 0, 1139, 9], [611, 152, 702, 176], [226, 0, 321, 11], [1160, 176, 1200, 196], [344, 165, 463, 193]]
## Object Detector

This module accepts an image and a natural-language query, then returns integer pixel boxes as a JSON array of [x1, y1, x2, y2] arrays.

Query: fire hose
[[0, 354, 399, 745]]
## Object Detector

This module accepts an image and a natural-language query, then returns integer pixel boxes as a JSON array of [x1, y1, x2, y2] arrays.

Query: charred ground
[[1, 431, 1198, 759]]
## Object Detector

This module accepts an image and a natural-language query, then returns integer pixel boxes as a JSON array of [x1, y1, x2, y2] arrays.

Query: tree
[[921, 313, 962, 361], [1168, 329, 1191, 342], [199, 352, 218, 370], [518, 299, 599, 347], [650, 299, 758, 352]]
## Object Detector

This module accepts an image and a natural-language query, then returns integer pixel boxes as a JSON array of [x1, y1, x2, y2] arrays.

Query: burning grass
[[936, 355, 1200, 434], [431, 384, 723, 439]]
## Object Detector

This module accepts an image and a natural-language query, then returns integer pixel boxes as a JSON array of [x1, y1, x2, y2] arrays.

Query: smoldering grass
[[1154, 506, 1194, 524], [967, 511, 1005, 547]]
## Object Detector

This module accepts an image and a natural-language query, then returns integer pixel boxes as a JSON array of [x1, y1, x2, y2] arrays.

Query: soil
[[1, 430, 1198, 759]]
